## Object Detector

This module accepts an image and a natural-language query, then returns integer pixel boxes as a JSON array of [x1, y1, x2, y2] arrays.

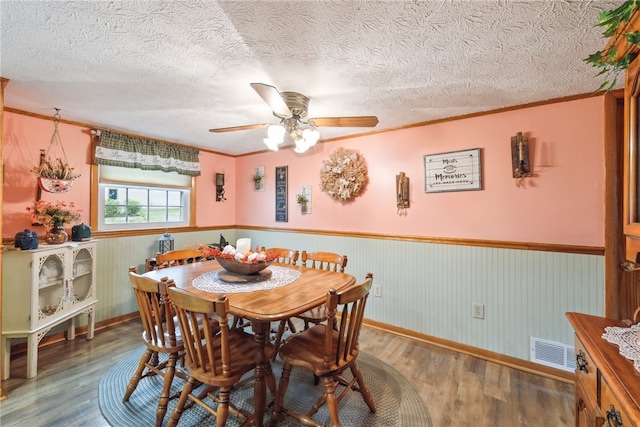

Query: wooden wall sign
[[424, 148, 482, 193], [275, 166, 288, 222]]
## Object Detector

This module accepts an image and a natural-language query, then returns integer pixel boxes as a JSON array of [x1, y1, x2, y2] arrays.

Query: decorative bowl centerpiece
[[202, 244, 277, 275], [215, 257, 274, 275]]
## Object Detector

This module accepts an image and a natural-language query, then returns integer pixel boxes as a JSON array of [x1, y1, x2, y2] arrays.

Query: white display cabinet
[[2, 240, 97, 379]]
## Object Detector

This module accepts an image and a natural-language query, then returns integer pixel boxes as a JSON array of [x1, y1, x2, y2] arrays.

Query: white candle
[[236, 238, 251, 254], [518, 140, 524, 162]]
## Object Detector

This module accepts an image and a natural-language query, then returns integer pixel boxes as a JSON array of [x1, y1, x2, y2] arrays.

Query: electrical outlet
[[472, 303, 484, 319], [373, 284, 382, 298]]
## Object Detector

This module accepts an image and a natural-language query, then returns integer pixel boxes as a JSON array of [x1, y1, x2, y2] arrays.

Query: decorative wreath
[[319, 148, 368, 202]]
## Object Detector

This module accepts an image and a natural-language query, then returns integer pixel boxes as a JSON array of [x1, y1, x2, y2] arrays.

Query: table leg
[[249, 320, 275, 427]]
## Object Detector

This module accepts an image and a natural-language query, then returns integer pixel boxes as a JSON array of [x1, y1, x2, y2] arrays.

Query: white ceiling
[[0, 0, 625, 156]]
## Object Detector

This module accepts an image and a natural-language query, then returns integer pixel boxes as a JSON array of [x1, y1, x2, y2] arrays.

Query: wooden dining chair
[[297, 251, 349, 329], [155, 248, 204, 269], [265, 247, 299, 265], [271, 273, 376, 427], [166, 287, 277, 427], [264, 247, 300, 356], [124, 268, 185, 427]]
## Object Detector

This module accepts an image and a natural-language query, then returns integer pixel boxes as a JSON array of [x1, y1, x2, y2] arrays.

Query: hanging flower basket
[[31, 109, 81, 194], [38, 177, 75, 194]]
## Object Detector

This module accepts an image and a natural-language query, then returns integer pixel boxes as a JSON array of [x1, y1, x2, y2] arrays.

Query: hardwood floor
[[0, 319, 574, 426]]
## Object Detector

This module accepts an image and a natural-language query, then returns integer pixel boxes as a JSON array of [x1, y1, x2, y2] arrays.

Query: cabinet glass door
[[37, 253, 65, 319], [71, 247, 93, 303]]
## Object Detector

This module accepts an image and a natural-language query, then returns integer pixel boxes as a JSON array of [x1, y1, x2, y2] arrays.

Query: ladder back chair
[[271, 273, 376, 427], [264, 247, 300, 356], [155, 248, 204, 269], [297, 251, 349, 330], [167, 287, 277, 427], [124, 268, 185, 427]]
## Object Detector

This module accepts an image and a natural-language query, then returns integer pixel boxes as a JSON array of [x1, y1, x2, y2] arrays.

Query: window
[[98, 165, 192, 230]]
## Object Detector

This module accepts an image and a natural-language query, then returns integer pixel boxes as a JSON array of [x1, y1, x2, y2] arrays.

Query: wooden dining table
[[143, 259, 356, 427]]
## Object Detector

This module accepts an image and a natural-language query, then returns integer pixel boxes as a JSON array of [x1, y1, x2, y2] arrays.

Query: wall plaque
[[424, 148, 482, 193], [275, 166, 288, 222]]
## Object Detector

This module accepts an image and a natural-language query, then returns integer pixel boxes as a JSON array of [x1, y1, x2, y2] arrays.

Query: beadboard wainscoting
[[239, 229, 605, 362], [91, 228, 603, 367]]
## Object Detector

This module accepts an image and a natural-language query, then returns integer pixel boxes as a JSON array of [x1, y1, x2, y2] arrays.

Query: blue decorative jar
[[71, 223, 92, 241], [15, 229, 39, 250]]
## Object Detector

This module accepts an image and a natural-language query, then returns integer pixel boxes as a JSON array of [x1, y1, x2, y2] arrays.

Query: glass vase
[[45, 224, 68, 245]]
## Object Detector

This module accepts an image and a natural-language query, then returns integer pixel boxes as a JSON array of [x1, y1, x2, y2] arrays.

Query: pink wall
[[3, 112, 92, 236], [3, 96, 605, 246], [235, 97, 605, 246], [2, 111, 233, 238]]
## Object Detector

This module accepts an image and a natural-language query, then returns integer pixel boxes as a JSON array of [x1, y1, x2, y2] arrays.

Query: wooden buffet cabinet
[[567, 312, 640, 426]]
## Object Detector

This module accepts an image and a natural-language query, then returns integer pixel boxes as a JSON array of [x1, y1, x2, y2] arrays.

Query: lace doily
[[192, 265, 301, 294], [602, 323, 640, 373]]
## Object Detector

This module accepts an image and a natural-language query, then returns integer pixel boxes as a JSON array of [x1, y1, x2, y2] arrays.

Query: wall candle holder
[[215, 173, 226, 201], [511, 132, 531, 179]]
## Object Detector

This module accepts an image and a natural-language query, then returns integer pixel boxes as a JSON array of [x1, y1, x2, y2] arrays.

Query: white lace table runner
[[602, 323, 640, 373], [192, 265, 301, 294]]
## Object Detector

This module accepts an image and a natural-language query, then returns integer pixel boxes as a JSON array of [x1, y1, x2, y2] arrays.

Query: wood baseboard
[[363, 318, 575, 384]]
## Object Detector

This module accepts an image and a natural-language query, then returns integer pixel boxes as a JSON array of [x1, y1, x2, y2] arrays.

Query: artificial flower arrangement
[[200, 244, 277, 263], [28, 200, 82, 229], [31, 156, 81, 180]]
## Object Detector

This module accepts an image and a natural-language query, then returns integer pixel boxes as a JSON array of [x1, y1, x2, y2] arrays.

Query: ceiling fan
[[209, 83, 379, 152]]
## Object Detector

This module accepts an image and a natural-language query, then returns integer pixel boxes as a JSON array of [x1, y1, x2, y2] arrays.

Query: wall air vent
[[530, 337, 576, 373]]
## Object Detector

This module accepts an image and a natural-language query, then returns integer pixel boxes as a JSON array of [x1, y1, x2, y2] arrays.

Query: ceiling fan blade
[[250, 83, 292, 117], [209, 123, 268, 133], [307, 116, 379, 127]]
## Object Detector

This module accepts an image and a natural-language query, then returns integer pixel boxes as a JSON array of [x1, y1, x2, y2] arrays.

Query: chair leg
[[122, 348, 154, 402], [322, 376, 341, 427], [155, 352, 178, 427], [271, 362, 293, 424], [216, 386, 231, 427], [287, 318, 297, 334], [351, 362, 376, 413], [167, 376, 196, 427], [272, 320, 288, 359]]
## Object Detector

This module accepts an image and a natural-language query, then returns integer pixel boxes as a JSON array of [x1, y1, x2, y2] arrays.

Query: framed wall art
[[275, 166, 288, 222], [424, 148, 482, 193]]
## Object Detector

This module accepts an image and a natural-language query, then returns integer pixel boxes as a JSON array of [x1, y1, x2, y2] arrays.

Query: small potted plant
[[296, 193, 309, 213], [252, 170, 264, 190]]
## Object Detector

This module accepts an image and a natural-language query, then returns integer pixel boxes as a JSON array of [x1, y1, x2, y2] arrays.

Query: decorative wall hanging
[[275, 166, 288, 222], [424, 148, 482, 193], [215, 173, 226, 201], [511, 132, 531, 179], [319, 148, 368, 202], [297, 185, 312, 214], [31, 109, 80, 194], [253, 166, 265, 191], [396, 172, 410, 215], [511, 132, 534, 187]]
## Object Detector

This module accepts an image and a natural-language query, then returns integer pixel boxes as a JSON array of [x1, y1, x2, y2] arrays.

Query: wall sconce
[[215, 173, 226, 201], [511, 132, 531, 179], [396, 172, 409, 215]]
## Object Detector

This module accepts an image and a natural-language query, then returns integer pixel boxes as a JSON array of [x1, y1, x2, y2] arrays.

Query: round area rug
[[99, 346, 431, 426]]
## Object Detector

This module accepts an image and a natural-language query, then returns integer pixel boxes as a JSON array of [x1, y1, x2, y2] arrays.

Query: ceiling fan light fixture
[[264, 137, 280, 151], [294, 138, 310, 153], [267, 124, 285, 142], [302, 128, 319, 146]]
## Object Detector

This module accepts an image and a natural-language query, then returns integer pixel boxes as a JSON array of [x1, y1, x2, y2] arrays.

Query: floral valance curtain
[[93, 130, 201, 176]]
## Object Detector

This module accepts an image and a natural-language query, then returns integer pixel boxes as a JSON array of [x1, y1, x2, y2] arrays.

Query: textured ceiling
[[0, 0, 626, 156]]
